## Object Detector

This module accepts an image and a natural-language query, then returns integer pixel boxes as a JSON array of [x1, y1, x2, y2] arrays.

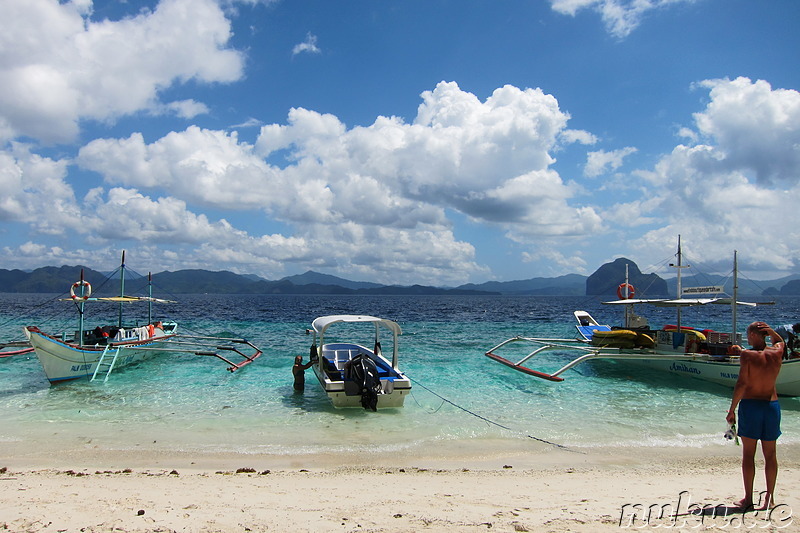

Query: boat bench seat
[[321, 350, 400, 382], [322, 349, 361, 368], [322, 357, 343, 381]]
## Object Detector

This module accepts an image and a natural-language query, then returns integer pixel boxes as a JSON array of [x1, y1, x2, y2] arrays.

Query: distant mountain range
[[1, 259, 799, 296]]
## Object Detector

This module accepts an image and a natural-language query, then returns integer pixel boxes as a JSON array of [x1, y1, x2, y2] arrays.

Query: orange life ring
[[617, 283, 635, 300], [69, 280, 92, 300]]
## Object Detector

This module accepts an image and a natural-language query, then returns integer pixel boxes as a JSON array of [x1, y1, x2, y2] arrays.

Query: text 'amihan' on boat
[[484, 238, 800, 397], [24, 252, 263, 384]]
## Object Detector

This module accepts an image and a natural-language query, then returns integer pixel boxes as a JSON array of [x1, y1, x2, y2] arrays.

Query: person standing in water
[[292, 355, 314, 392], [726, 321, 784, 511]]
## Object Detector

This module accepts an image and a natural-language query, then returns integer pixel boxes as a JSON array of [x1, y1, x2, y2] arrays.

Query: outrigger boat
[[24, 253, 262, 384], [486, 241, 800, 397], [307, 315, 412, 410]]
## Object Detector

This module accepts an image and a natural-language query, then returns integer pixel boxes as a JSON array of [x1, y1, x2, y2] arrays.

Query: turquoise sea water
[[1, 292, 799, 458]]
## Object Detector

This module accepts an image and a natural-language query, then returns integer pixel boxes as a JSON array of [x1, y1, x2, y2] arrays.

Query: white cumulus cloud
[[73, 81, 601, 283], [692, 77, 800, 185], [0, 0, 244, 144], [627, 77, 800, 272]]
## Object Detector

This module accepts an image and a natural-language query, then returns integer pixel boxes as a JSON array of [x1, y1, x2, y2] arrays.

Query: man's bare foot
[[732, 498, 754, 512], [755, 493, 773, 511]]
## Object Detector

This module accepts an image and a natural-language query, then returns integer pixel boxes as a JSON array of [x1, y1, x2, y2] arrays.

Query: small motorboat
[[307, 315, 412, 410]]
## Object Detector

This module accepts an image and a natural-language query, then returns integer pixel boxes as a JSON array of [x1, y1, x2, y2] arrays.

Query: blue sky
[[1, 0, 799, 285]]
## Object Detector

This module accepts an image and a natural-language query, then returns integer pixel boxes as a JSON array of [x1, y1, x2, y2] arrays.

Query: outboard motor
[[346, 353, 381, 411], [309, 343, 318, 363]]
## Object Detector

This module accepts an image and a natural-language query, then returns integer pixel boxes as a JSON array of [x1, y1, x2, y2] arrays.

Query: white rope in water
[[408, 376, 582, 453]]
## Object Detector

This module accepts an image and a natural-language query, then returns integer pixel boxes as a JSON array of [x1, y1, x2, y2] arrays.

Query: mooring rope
[[409, 387, 446, 413], [408, 376, 582, 453]]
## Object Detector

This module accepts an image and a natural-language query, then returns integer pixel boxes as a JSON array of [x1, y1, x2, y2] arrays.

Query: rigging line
[[91, 266, 121, 294], [408, 376, 582, 454], [122, 268, 180, 302], [168, 322, 249, 343], [670, 251, 775, 297], [0, 292, 70, 332], [173, 322, 216, 337]]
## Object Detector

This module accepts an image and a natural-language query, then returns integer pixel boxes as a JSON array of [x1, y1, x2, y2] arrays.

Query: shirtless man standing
[[726, 321, 784, 511]]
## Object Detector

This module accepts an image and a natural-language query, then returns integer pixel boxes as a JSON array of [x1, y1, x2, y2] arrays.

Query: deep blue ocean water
[[1, 293, 799, 457]]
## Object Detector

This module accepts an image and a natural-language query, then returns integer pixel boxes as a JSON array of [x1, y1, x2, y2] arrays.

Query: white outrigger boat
[[486, 242, 800, 397], [24, 253, 262, 384], [307, 315, 412, 409]]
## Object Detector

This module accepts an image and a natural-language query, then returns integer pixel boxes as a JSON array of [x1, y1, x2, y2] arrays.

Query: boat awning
[[602, 298, 668, 305], [311, 315, 402, 337], [653, 298, 720, 306], [603, 297, 769, 308], [653, 298, 766, 307], [58, 296, 177, 303]]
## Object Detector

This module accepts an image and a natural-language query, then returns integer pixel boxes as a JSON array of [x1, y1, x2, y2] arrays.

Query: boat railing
[[320, 345, 404, 383], [322, 344, 372, 369], [115, 334, 263, 372], [325, 349, 358, 367]]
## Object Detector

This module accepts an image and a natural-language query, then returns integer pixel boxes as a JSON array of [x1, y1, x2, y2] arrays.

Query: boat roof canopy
[[59, 296, 176, 303], [654, 298, 721, 306], [602, 298, 669, 305], [311, 314, 402, 337], [603, 297, 768, 307]]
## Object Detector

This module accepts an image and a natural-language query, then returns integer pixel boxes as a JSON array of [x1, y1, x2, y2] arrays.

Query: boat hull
[[312, 364, 412, 408], [620, 356, 800, 397], [311, 341, 412, 409], [25, 326, 172, 383]]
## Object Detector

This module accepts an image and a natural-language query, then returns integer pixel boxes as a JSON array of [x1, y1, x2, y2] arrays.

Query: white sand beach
[[1, 440, 798, 532]]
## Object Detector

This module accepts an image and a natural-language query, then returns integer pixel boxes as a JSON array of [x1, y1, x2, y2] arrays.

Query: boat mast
[[624, 263, 630, 328], [676, 238, 682, 330], [732, 250, 738, 341], [118, 251, 126, 328], [78, 268, 86, 347], [669, 235, 689, 330], [148, 272, 153, 325]]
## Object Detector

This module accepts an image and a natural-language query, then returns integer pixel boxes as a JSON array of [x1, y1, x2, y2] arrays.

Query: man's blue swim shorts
[[738, 399, 781, 441]]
